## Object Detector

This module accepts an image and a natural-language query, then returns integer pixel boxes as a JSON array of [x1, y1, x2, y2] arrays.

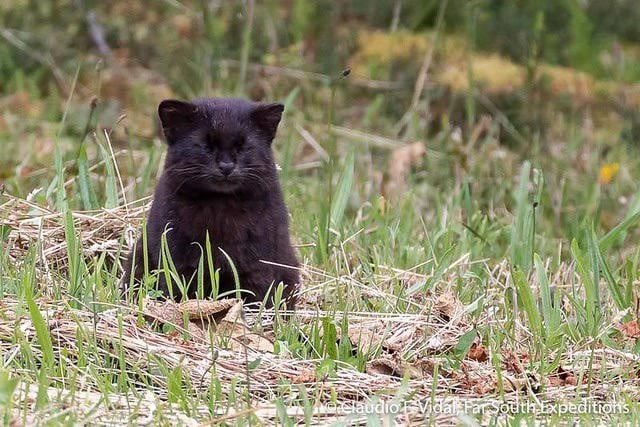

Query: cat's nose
[[219, 161, 235, 176]]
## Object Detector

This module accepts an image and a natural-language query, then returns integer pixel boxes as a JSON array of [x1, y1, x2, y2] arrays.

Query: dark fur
[[121, 98, 299, 308]]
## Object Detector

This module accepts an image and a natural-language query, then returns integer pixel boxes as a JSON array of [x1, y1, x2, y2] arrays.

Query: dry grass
[[1, 193, 146, 277], [2, 194, 639, 424]]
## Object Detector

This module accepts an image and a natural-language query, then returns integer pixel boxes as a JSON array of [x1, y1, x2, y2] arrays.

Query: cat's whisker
[[242, 172, 272, 189]]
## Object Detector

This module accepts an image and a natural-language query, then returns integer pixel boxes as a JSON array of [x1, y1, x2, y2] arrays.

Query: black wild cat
[[121, 98, 300, 308]]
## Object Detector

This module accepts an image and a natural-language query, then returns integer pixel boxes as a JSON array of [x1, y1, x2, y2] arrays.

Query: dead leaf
[[142, 299, 211, 339], [143, 299, 182, 325], [383, 324, 419, 352], [367, 357, 397, 376], [214, 301, 274, 353], [564, 374, 577, 386], [291, 370, 316, 384], [142, 298, 273, 352], [619, 320, 640, 339], [227, 332, 274, 353], [425, 331, 470, 353], [171, 14, 194, 38], [347, 324, 384, 354], [548, 366, 577, 387], [366, 355, 423, 379], [503, 373, 541, 393], [455, 361, 496, 394], [381, 141, 426, 199], [502, 374, 528, 393], [178, 298, 239, 321], [216, 300, 246, 336], [4, 91, 43, 118], [467, 343, 488, 362], [434, 291, 463, 323], [33, 138, 55, 161], [502, 351, 528, 374]]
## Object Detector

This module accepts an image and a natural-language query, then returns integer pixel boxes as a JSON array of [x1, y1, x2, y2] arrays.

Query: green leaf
[[454, 329, 477, 360], [167, 366, 184, 404], [26, 290, 55, 370], [534, 254, 561, 343], [571, 237, 600, 337], [218, 248, 243, 300], [512, 267, 543, 340], [511, 161, 534, 272], [64, 210, 83, 300], [76, 144, 98, 210], [321, 317, 338, 360], [599, 211, 640, 251], [99, 144, 119, 209], [592, 229, 627, 310], [0, 224, 11, 243], [330, 150, 355, 229], [283, 86, 301, 112], [54, 143, 66, 212], [248, 358, 262, 370], [0, 370, 18, 407]]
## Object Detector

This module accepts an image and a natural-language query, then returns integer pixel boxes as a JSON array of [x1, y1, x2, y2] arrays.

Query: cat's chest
[[175, 200, 266, 244]]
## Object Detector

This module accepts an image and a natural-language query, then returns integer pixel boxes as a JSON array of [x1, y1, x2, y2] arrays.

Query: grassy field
[[3, 1, 640, 425]]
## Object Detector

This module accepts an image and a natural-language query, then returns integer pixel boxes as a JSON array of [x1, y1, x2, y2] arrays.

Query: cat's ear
[[251, 103, 284, 140], [158, 99, 198, 143]]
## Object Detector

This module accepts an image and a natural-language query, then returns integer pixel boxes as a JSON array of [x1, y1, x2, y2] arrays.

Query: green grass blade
[[512, 267, 543, 341], [0, 370, 18, 408], [219, 248, 243, 301], [330, 150, 355, 229], [98, 144, 119, 209], [599, 211, 640, 252], [25, 291, 55, 371], [76, 144, 98, 210], [571, 237, 600, 337], [511, 161, 533, 272], [592, 229, 627, 309], [534, 254, 561, 344]]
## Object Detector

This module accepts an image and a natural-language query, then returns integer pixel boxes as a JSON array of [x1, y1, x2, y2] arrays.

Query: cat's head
[[158, 98, 284, 195]]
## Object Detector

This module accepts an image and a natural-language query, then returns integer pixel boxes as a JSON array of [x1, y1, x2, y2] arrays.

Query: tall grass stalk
[[236, 0, 255, 96]]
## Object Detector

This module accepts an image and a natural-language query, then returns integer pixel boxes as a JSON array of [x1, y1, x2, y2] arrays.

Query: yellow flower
[[599, 163, 620, 185]]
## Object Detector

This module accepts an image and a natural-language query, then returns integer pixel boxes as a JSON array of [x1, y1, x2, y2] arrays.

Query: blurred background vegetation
[[1, 0, 640, 265]]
